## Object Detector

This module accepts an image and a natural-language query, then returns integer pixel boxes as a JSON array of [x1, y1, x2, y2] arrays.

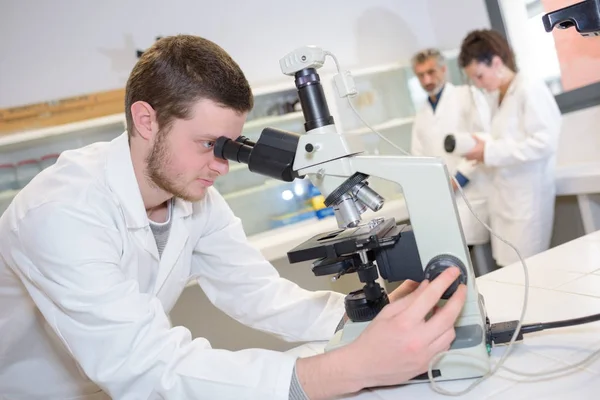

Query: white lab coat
[[0, 132, 346, 399], [483, 73, 562, 267], [411, 82, 492, 244]]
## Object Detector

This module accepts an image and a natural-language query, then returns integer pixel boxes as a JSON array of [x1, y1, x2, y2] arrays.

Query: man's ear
[[130, 101, 157, 141]]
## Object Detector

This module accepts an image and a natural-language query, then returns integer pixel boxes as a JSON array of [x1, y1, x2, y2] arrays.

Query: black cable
[[490, 312, 600, 345], [520, 312, 600, 334]]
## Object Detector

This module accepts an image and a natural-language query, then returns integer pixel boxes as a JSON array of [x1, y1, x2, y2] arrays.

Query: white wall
[[556, 105, 600, 166], [425, 0, 492, 51], [0, 0, 441, 108]]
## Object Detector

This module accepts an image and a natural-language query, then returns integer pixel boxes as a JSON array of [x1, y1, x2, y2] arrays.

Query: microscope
[[214, 46, 491, 383]]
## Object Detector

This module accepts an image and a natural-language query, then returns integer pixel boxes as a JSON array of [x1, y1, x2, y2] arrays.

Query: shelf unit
[[0, 52, 465, 238]]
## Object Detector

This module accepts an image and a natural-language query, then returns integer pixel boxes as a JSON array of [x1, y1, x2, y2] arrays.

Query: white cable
[[322, 49, 533, 395], [426, 176, 530, 396], [501, 346, 600, 378], [324, 50, 411, 156], [346, 100, 411, 156]]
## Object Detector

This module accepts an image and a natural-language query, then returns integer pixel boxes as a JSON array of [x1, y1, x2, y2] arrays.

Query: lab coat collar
[[105, 132, 193, 230], [425, 82, 455, 114], [428, 84, 446, 112], [506, 72, 521, 96]]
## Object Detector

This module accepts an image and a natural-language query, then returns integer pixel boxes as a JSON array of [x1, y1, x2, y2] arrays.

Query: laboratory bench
[[288, 228, 600, 399]]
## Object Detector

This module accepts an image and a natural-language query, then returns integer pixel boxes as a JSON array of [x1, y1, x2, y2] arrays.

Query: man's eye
[[201, 141, 215, 149]]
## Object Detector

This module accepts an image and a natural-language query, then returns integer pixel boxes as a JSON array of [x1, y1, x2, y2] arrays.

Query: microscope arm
[[297, 154, 484, 316]]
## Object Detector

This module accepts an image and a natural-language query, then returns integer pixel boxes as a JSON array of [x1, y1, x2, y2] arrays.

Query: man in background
[[410, 48, 492, 250]]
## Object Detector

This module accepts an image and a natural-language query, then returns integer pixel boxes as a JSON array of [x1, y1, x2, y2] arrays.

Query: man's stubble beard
[[145, 130, 204, 202]]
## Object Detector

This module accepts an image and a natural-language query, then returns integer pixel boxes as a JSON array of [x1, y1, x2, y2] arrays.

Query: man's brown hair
[[125, 35, 253, 137]]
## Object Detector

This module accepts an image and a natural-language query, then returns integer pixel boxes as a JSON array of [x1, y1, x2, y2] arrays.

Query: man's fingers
[[378, 280, 430, 319], [422, 284, 467, 344], [388, 279, 420, 303], [426, 326, 457, 359], [406, 267, 462, 321]]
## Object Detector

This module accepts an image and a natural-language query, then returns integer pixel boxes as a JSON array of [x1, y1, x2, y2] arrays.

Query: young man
[[410, 48, 491, 246], [0, 35, 466, 399]]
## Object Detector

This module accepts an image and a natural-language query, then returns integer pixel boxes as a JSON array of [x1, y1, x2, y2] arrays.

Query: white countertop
[[555, 162, 600, 196], [288, 229, 600, 399]]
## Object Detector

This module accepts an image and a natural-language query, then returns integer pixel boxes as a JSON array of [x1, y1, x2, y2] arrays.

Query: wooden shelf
[[0, 113, 126, 151]]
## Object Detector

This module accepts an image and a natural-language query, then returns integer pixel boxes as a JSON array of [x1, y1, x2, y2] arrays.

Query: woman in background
[[458, 29, 562, 267]]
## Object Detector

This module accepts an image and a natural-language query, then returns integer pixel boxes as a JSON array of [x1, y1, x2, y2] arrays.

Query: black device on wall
[[542, 0, 600, 36], [485, 0, 600, 114]]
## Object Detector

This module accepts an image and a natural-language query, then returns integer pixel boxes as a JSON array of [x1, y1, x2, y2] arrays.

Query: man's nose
[[210, 155, 229, 176]]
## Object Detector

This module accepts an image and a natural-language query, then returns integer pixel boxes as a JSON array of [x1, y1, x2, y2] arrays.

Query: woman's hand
[[465, 134, 485, 163]]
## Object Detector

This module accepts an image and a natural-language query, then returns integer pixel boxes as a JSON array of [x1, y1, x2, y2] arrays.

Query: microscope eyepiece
[[214, 136, 253, 164], [294, 67, 335, 132], [213, 128, 302, 182]]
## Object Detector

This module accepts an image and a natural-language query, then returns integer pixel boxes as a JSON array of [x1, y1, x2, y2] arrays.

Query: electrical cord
[[490, 313, 600, 346], [522, 313, 600, 334], [324, 50, 411, 156]]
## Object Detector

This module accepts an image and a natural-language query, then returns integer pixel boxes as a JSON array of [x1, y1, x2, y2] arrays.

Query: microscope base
[[325, 319, 491, 383]]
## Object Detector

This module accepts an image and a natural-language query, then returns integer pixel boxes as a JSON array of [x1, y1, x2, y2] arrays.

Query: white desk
[[289, 230, 600, 399]]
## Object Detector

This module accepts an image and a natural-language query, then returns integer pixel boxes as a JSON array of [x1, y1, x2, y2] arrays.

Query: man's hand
[[464, 134, 485, 163], [342, 280, 420, 322], [349, 267, 466, 389], [296, 268, 467, 399], [387, 279, 420, 303]]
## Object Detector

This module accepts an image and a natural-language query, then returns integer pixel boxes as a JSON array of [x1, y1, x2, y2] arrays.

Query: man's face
[[146, 99, 247, 202], [414, 58, 446, 95]]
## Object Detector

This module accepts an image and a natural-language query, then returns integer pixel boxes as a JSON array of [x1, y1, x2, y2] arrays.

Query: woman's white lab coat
[[484, 73, 562, 266], [411, 82, 492, 244], [0, 133, 345, 399]]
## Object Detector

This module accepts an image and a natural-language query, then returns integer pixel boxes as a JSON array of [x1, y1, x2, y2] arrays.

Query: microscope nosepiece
[[352, 182, 384, 212], [334, 193, 362, 228]]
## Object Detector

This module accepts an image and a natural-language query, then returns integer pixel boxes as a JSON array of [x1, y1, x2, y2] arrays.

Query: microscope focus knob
[[423, 255, 468, 300], [345, 288, 389, 322]]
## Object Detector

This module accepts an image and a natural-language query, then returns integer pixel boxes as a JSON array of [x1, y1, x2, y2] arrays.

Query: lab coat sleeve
[[455, 159, 479, 181], [8, 201, 299, 400], [455, 87, 491, 180], [483, 81, 561, 167], [191, 188, 346, 343], [467, 85, 492, 134]]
